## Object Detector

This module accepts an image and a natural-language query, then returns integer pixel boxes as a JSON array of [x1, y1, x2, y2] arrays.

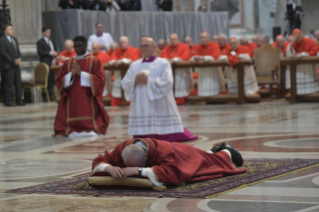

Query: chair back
[[254, 44, 281, 77], [33, 63, 49, 86]]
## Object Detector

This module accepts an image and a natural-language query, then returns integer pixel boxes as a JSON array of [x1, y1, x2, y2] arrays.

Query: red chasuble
[[160, 43, 191, 61], [194, 41, 220, 58], [91, 50, 111, 64], [219, 43, 231, 56], [54, 55, 110, 135], [291, 37, 318, 55], [56, 50, 76, 65], [92, 138, 247, 184], [227, 45, 252, 67]]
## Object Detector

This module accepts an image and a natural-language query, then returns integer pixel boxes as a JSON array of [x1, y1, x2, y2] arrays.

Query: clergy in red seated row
[[108, 36, 139, 106], [272, 35, 289, 57], [184, 36, 197, 58], [191, 31, 225, 96], [92, 138, 246, 186], [285, 29, 319, 94], [218, 37, 258, 96], [90, 41, 112, 97], [160, 33, 192, 105], [55, 40, 76, 65], [54, 36, 109, 136]]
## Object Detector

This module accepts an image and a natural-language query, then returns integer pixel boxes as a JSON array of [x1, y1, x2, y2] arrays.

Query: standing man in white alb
[[87, 22, 114, 52], [121, 37, 197, 142]]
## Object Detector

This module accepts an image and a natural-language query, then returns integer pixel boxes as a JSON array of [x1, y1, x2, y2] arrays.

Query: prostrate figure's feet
[[210, 144, 221, 153], [219, 142, 243, 167]]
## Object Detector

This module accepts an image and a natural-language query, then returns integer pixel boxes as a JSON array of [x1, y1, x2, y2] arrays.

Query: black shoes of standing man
[[3, 101, 25, 107]]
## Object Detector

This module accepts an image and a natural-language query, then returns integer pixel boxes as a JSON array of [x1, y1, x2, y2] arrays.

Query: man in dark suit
[[286, 0, 304, 35], [156, 0, 173, 11], [59, 0, 90, 9], [89, 0, 107, 11], [37, 27, 58, 101], [0, 24, 25, 107]]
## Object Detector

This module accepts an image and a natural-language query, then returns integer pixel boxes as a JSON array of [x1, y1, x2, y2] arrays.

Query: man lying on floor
[[92, 138, 246, 186]]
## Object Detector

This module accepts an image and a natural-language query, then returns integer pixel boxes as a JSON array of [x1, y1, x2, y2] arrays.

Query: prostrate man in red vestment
[[218, 37, 259, 96], [90, 41, 112, 97], [191, 32, 225, 96], [54, 36, 110, 136], [108, 36, 140, 106], [92, 138, 246, 186], [160, 33, 192, 105], [272, 35, 289, 57], [285, 29, 319, 94], [54, 40, 76, 65]]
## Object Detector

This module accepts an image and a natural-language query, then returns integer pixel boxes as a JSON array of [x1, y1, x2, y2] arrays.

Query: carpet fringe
[[205, 162, 319, 199]]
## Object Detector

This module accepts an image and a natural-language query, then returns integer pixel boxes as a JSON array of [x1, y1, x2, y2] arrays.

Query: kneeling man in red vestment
[[92, 138, 246, 186], [54, 36, 110, 136]]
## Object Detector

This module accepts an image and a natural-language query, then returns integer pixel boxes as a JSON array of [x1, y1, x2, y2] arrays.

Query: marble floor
[[0, 101, 319, 212]]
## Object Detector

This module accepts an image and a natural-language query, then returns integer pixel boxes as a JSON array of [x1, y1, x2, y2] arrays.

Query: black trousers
[[1, 66, 22, 104]]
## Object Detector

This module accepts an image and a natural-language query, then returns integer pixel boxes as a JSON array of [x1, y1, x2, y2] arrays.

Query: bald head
[[239, 36, 248, 46], [184, 36, 193, 48], [158, 39, 166, 50], [200, 32, 210, 46], [110, 42, 118, 51], [64, 39, 74, 54], [122, 144, 148, 167], [169, 33, 179, 47], [219, 34, 228, 47], [256, 35, 264, 47], [92, 41, 101, 54], [251, 35, 257, 44], [140, 36, 156, 58], [212, 35, 219, 43], [276, 36, 285, 48], [230, 38, 239, 51], [119, 36, 129, 49]]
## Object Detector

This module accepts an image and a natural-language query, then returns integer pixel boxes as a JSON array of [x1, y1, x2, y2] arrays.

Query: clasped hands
[[71, 61, 81, 77], [135, 73, 148, 85], [106, 166, 138, 180]]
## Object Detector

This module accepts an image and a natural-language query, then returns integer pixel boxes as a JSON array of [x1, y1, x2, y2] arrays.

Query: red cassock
[[90, 50, 111, 64], [189, 45, 198, 57], [219, 44, 232, 56], [160, 43, 191, 105], [54, 55, 110, 135], [106, 49, 113, 57], [291, 37, 318, 55], [160, 43, 190, 61], [92, 138, 247, 184], [56, 50, 76, 65], [194, 42, 220, 58], [110, 46, 140, 106], [272, 41, 289, 56], [227, 45, 252, 67]]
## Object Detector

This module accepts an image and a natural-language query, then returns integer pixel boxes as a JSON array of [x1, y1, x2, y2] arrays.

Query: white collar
[[74, 51, 90, 60], [43, 36, 50, 42], [5, 35, 11, 41]]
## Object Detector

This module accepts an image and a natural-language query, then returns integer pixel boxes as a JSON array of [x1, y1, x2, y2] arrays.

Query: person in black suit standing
[[0, 24, 25, 107], [286, 0, 304, 35], [156, 0, 173, 11], [37, 27, 58, 101]]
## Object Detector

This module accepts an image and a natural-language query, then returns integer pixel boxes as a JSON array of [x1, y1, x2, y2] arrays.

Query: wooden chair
[[254, 44, 281, 98], [22, 63, 50, 103]]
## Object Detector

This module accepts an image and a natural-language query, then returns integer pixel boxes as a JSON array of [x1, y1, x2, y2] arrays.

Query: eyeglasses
[[140, 44, 151, 49]]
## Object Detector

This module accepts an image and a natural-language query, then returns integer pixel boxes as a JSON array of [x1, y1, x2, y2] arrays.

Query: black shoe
[[4, 102, 14, 107], [210, 145, 221, 153], [220, 142, 243, 167], [16, 101, 25, 106]]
